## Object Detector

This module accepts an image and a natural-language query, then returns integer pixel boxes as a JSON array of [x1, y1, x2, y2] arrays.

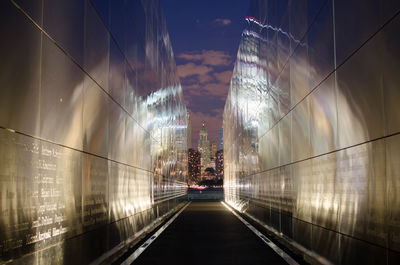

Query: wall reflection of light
[[0, 1, 188, 263], [221, 5, 392, 262]]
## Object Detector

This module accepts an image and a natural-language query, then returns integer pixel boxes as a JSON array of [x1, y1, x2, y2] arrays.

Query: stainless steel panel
[[293, 159, 312, 222], [253, 172, 261, 201], [1, 0, 187, 263], [307, 0, 334, 91], [293, 218, 312, 250], [278, 64, 290, 118], [279, 112, 291, 165], [108, 161, 122, 222], [387, 134, 400, 252], [14, 0, 43, 26], [382, 15, 400, 135], [108, 100, 126, 163], [266, 32, 278, 88], [337, 29, 384, 149], [109, 40, 126, 107], [290, 44, 309, 108], [40, 36, 83, 150], [109, 163, 152, 224], [310, 75, 337, 156], [266, 125, 279, 169], [0, 129, 83, 260], [125, 115, 135, 164], [0, 1, 41, 136], [311, 226, 339, 264], [289, 0, 308, 43], [263, 171, 272, 225], [268, 88, 280, 129], [110, 0, 125, 51], [82, 154, 109, 230], [257, 133, 268, 172], [389, 249, 400, 265], [125, 67, 136, 116], [270, 168, 281, 230], [281, 211, 293, 238], [84, 2, 110, 92], [381, 1, 400, 25], [90, 0, 110, 28], [109, 161, 128, 221], [335, 0, 381, 65], [0, 129, 41, 256], [280, 165, 293, 215], [83, 76, 109, 159], [340, 233, 387, 265], [311, 153, 339, 230], [337, 140, 386, 246], [124, 0, 142, 68], [265, 0, 286, 32], [43, 142, 84, 239], [224, 0, 400, 263], [43, 0, 84, 65], [277, 12, 290, 71], [292, 96, 310, 162]]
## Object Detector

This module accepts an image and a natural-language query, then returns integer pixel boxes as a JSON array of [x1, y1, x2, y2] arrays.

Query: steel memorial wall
[[0, 0, 187, 264], [223, 0, 400, 264]]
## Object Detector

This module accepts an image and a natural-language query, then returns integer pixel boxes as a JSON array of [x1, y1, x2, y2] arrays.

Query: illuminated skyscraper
[[198, 122, 210, 178], [215, 149, 224, 180], [219, 127, 223, 150], [210, 141, 217, 160], [188, 148, 201, 184], [209, 141, 217, 169]]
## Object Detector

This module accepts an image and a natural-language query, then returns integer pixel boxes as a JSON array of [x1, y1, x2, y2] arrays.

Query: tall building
[[198, 122, 210, 177], [215, 150, 224, 180], [209, 141, 217, 170], [210, 141, 217, 160], [188, 148, 201, 184], [219, 127, 223, 150]]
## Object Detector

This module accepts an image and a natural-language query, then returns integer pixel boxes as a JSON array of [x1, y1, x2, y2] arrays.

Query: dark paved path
[[133, 202, 288, 265]]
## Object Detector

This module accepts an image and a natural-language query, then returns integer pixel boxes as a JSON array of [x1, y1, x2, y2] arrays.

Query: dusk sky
[[161, 0, 250, 148]]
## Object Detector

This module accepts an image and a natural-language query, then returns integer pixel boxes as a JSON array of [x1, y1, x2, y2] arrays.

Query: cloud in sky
[[177, 50, 232, 66], [214, 18, 232, 26], [183, 81, 228, 100], [177, 62, 213, 78], [214, 70, 232, 84], [177, 49, 233, 145]]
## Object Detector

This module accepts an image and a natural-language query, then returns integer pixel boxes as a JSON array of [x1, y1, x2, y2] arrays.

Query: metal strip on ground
[[221, 201, 299, 265], [121, 202, 191, 265]]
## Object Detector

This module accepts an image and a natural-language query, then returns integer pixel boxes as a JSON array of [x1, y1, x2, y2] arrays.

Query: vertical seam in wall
[[38, 0, 43, 139], [379, 36, 388, 264], [83, 0, 88, 225], [381, 74, 386, 137], [331, 0, 341, 263], [384, 122, 388, 265]]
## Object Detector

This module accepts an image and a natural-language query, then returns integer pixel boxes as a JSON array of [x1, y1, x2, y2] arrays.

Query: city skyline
[[2, 0, 399, 264], [161, 0, 249, 146]]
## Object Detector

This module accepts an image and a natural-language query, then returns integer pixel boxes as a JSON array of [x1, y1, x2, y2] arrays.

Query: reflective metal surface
[[224, 0, 400, 264], [0, 0, 187, 264]]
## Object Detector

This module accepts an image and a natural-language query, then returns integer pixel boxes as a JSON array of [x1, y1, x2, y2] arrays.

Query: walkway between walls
[[118, 201, 300, 265]]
